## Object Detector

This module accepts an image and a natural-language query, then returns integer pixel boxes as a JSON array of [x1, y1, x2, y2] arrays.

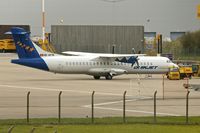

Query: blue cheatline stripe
[[11, 58, 49, 71]]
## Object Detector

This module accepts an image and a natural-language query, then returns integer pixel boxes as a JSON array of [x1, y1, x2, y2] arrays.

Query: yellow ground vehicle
[[167, 68, 180, 80], [167, 65, 193, 80], [0, 39, 16, 53], [37, 39, 56, 53], [179, 65, 193, 79], [33, 33, 56, 53]]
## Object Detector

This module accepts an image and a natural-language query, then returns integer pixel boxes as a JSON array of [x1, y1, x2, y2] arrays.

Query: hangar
[[51, 25, 144, 54]]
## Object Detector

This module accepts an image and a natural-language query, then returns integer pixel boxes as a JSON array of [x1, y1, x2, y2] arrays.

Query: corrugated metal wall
[[51, 25, 144, 54]]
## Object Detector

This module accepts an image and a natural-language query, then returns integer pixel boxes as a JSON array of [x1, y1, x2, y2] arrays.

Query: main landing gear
[[93, 74, 113, 80], [93, 76, 100, 79], [105, 74, 112, 80]]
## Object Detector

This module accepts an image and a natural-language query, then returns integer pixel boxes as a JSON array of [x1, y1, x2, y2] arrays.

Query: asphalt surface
[[0, 53, 200, 119]]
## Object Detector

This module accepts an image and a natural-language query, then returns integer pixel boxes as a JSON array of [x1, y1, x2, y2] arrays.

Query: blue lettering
[[133, 66, 158, 69]]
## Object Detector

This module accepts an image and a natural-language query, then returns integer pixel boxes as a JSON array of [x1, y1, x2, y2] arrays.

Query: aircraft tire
[[94, 76, 100, 80], [105, 75, 112, 80], [2, 49, 5, 53]]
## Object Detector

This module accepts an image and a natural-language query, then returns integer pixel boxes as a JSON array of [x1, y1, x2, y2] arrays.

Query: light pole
[[42, 0, 45, 44], [100, 0, 126, 53], [100, 0, 126, 24], [146, 18, 150, 32], [60, 19, 64, 24]]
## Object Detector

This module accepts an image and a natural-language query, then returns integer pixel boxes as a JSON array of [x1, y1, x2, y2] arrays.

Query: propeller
[[116, 56, 139, 67], [127, 56, 139, 67]]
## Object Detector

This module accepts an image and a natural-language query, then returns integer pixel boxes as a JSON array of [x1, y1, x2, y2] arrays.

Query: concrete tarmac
[[0, 53, 200, 119]]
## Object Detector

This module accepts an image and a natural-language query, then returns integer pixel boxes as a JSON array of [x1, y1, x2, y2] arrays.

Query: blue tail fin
[[9, 27, 50, 71], [11, 27, 40, 59]]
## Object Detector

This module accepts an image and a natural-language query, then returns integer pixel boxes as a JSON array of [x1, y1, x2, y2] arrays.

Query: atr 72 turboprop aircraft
[[9, 27, 178, 80]]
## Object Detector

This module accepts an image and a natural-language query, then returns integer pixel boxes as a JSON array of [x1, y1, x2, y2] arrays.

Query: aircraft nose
[[170, 63, 179, 68]]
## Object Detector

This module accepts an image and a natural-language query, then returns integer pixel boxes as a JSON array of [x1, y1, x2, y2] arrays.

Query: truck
[[167, 68, 180, 80], [167, 65, 193, 80], [0, 39, 16, 53], [179, 65, 193, 79]]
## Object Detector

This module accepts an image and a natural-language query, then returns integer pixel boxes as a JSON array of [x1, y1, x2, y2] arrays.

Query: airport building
[[144, 32, 157, 50], [170, 32, 186, 41], [51, 25, 144, 54]]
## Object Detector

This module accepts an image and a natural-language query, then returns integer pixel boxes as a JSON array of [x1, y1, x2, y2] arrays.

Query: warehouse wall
[[51, 25, 144, 54]]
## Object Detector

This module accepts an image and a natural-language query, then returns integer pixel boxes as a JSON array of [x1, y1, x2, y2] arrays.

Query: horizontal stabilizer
[[5, 27, 29, 35]]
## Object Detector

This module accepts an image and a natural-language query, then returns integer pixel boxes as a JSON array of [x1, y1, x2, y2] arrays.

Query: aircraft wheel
[[94, 76, 100, 80], [2, 49, 5, 53], [105, 75, 112, 80]]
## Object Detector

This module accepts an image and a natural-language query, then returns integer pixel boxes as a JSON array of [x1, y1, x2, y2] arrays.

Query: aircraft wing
[[62, 51, 143, 66], [62, 51, 96, 56], [62, 51, 145, 57]]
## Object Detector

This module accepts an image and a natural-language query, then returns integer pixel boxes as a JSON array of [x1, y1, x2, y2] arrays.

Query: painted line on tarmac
[[83, 97, 150, 107], [83, 100, 135, 107], [82, 98, 180, 116], [0, 84, 152, 97], [83, 101, 180, 116], [90, 106, 180, 116]]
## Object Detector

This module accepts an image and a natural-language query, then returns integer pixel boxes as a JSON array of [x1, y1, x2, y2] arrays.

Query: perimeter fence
[[0, 89, 200, 125]]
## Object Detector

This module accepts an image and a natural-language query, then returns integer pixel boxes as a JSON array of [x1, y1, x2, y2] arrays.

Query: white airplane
[[9, 27, 178, 80]]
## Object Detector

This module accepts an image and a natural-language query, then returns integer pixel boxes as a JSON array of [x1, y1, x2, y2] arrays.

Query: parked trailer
[[0, 39, 16, 53]]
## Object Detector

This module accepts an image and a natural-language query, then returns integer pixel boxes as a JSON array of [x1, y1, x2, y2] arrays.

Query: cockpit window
[[166, 60, 172, 63]]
